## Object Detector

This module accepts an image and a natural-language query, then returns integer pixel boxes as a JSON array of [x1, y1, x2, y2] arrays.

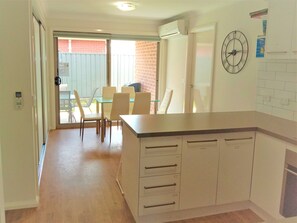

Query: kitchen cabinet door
[[265, 0, 295, 59], [217, 132, 255, 204], [251, 132, 286, 219], [180, 134, 219, 209]]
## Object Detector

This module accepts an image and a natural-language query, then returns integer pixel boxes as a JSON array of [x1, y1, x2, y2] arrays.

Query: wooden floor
[[6, 128, 263, 223]]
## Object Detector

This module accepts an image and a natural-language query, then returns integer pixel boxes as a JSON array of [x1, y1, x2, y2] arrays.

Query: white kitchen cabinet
[[180, 134, 219, 209], [251, 132, 286, 219], [122, 126, 183, 220], [217, 132, 255, 204], [265, 0, 297, 59]]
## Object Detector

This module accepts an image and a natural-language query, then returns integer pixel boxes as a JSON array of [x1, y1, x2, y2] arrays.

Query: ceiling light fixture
[[116, 1, 136, 11]]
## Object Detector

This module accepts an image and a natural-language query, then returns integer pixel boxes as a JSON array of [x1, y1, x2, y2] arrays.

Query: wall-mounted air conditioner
[[158, 19, 187, 39]]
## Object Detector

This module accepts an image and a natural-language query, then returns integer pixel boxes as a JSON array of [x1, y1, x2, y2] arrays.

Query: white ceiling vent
[[158, 19, 187, 39]]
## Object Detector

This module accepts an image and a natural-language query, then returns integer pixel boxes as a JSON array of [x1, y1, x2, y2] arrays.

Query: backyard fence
[[59, 53, 135, 98]]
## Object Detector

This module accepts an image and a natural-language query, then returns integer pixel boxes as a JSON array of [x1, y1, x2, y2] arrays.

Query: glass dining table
[[95, 97, 159, 142]]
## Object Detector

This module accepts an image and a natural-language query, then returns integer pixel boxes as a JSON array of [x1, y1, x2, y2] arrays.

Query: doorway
[[189, 24, 216, 113], [54, 34, 160, 128]]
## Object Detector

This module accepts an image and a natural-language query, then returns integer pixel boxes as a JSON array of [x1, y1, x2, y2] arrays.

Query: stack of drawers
[[138, 136, 182, 216]]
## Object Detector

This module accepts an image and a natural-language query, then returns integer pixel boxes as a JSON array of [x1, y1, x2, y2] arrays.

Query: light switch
[[15, 91, 23, 110]]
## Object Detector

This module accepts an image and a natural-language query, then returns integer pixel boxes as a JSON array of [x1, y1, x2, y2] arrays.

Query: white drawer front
[[141, 136, 182, 157], [140, 155, 181, 177], [139, 174, 180, 197], [139, 194, 179, 216]]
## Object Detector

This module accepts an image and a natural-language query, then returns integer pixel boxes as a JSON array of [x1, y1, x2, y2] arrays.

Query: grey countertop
[[121, 111, 297, 145]]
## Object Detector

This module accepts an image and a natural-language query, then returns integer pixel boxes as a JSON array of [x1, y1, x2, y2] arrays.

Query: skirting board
[[5, 196, 39, 211], [135, 201, 278, 223]]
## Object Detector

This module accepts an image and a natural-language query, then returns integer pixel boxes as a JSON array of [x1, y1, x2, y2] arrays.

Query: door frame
[[185, 23, 216, 113]]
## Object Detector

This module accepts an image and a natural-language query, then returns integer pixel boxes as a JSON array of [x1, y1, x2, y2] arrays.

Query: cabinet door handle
[[145, 164, 178, 170], [145, 145, 178, 150], [144, 201, 175, 209], [187, 139, 217, 144], [285, 168, 297, 177], [224, 137, 253, 142], [144, 183, 176, 190]]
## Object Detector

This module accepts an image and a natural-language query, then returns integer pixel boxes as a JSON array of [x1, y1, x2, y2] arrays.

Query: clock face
[[221, 30, 249, 74]]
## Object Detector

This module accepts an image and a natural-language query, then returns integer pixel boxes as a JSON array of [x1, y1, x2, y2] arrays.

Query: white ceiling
[[41, 0, 246, 23]]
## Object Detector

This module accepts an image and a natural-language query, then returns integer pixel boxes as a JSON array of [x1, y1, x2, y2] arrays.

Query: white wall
[[165, 36, 188, 113], [189, 0, 267, 112], [0, 140, 5, 223], [0, 0, 38, 209]]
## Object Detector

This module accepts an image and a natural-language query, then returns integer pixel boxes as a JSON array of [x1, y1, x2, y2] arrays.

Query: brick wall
[[135, 41, 157, 102], [58, 39, 106, 53], [58, 39, 69, 52]]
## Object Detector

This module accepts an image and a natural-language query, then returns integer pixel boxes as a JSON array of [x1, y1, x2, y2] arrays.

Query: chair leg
[[96, 120, 99, 135], [104, 119, 107, 137], [110, 121, 112, 143], [79, 117, 83, 136], [82, 120, 85, 141]]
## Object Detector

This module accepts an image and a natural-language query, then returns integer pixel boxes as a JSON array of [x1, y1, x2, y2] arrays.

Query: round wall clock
[[221, 30, 249, 74]]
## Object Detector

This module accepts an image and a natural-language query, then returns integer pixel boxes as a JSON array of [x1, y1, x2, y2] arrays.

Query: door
[[55, 36, 108, 127], [54, 35, 160, 127], [189, 24, 215, 113], [32, 16, 44, 172], [40, 25, 48, 143]]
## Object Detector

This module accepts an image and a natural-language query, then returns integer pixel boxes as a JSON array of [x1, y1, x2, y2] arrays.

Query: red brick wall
[[58, 39, 106, 53], [135, 41, 157, 101], [58, 39, 69, 52]]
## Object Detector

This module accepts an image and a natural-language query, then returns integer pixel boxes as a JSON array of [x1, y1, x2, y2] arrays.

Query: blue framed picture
[[256, 36, 265, 58]]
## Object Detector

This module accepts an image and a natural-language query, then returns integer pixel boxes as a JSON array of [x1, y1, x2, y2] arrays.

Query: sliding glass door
[[55, 37, 107, 127], [54, 33, 159, 128]]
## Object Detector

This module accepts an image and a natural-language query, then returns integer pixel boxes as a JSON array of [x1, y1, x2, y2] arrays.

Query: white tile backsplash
[[287, 63, 297, 73], [266, 62, 287, 72], [265, 80, 285, 90], [258, 71, 276, 80], [275, 72, 297, 82], [256, 60, 297, 121]]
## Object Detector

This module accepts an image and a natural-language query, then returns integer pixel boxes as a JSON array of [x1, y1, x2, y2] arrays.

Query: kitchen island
[[120, 111, 297, 223]]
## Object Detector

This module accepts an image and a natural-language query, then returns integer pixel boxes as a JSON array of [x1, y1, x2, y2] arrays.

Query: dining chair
[[157, 88, 173, 114], [102, 86, 117, 114], [121, 86, 135, 98], [82, 87, 99, 112], [74, 89, 101, 141], [121, 86, 135, 113], [132, 92, 151, 115], [104, 93, 129, 142]]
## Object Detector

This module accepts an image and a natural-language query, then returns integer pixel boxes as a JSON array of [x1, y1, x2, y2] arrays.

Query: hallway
[[6, 128, 134, 223], [5, 128, 263, 223]]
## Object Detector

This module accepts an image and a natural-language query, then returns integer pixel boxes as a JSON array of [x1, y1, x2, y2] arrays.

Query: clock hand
[[227, 49, 237, 56], [227, 53, 233, 58]]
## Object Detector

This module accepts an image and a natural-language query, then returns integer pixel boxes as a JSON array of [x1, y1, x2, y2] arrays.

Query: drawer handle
[[187, 139, 217, 144], [144, 201, 176, 209], [145, 164, 178, 170], [144, 183, 177, 190], [224, 137, 253, 142], [145, 145, 178, 150]]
